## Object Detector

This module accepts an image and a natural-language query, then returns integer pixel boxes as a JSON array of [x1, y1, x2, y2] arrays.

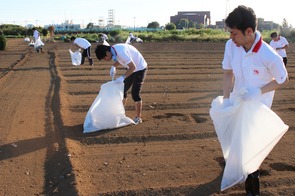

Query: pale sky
[[0, 0, 294, 28]]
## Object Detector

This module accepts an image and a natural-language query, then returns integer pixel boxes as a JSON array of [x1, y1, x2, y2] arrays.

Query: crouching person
[[95, 44, 148, 124]]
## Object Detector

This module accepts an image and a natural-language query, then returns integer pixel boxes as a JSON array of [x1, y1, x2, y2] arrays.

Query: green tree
[[175, 19, 196, 29], [280, 18, 292, 37], [0, 24, 27, 36], [86, 22, 94, 29], [109, 29, 121, 37], [189, 21, 196, 29], [0, 34, 7, 50], [42, 28, 48, 36], [147, 21, 160, 28], [282, 18, 289, 28], [165, 23, 176, 30], [176, 19, 189, 29]]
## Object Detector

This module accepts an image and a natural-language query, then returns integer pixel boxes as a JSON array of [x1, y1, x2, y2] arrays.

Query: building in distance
[[44, 20, 80, 32], [170, 11, 211, 26]]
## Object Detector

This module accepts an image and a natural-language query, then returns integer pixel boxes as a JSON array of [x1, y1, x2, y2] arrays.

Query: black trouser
[[283, 57, 287, 66], [245, 170, 260, 196], [123, 68, 147, 102], [81, 47, 92, 65]]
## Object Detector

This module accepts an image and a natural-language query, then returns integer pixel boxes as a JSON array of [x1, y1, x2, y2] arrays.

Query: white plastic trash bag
[[83, 81, 135, 133], [125, 36, 131, 44], [210, 95, 288, 191], [28, 41, 34, 46], [125, 36, 143, 44], [136, 37, 143, 43], [24, 37, 30, 42], [103, 40, 110, 46], [34, 37, 44, 50], [69, 49, 82, 66]]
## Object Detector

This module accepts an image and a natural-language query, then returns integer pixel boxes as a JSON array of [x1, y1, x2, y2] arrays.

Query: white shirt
[[101, 34, 108, 40], [222, 31, 288, 108], [33, 30, 39, 40], [129, 33, 135, 38], [269, 36, 289, 58], [74, 38, 91, 49], [112, 44, 147, 72]]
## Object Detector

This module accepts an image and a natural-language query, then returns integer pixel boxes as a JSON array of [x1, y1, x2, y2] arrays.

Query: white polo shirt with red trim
[[222, 31, 288, 108], [270, 36, 289, 58]]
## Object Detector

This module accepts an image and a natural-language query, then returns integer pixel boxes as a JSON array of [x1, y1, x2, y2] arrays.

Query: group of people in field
[[30, 5, 290, 195]]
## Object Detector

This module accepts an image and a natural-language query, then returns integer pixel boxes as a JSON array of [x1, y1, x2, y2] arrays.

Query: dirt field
[[0, 38, 294, 196]]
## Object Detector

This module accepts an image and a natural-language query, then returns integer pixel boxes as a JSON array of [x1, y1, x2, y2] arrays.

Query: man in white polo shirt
[[95, 43, 148, 124], [221, 5, 289, 196], [70, 36, 93, 65], [270, 32, 289, 66]]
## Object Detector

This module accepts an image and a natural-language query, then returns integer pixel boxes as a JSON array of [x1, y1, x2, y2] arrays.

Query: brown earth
[[0, 38, 294, 196]]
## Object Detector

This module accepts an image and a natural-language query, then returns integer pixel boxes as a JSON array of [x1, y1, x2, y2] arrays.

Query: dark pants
[[123, 68, 147, 102], [245, 170, 260, 196], [81, 46, 92, 65], [130, 38, 136, 43], [283, 57, 287, 66]]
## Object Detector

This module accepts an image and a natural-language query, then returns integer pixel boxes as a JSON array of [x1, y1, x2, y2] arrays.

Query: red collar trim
[[252, 37, 262, 53]]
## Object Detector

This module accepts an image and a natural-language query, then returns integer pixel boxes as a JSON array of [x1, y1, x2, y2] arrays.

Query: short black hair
[[270, 32, 278, 38], [225, 5, 256, 34], [70, 36, 76, 41], [95, 45, 111, 60]]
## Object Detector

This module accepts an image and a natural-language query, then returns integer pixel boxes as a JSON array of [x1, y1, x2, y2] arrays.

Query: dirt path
[[0, 40, 76, 195], [0, 39, 294, 195]]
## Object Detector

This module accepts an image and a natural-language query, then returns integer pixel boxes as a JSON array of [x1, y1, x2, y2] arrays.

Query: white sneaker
[[133, 117, 142, 124]]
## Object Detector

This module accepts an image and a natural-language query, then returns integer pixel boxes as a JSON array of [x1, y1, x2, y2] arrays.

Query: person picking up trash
[[210, 5, 289, 196], [95, 43, 148, 124], [98, 33, 109, 44], [70, 36, 93, 66], [32, 27, 44, 53]]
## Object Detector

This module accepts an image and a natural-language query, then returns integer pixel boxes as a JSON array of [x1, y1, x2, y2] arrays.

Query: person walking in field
[[214, 5, 289, 196], [32, 27, 39, 43], [269, 32, 289, 66], [95, 43, 148, 124], [32, 27, 44, 53], [70, 36, 93, 66]]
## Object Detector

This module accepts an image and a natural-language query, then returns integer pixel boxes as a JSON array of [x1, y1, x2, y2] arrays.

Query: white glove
[[110, 66, 116, 79], [115, 75, 125, 83], [223, 98, 231, 108], [241, 88, 261, 101]]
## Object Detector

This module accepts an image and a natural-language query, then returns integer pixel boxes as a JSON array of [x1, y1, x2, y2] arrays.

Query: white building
[[44, 20, 80, 31]]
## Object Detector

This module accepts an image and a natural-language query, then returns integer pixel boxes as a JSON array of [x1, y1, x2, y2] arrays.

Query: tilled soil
[[0, 39, 294, 195]]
